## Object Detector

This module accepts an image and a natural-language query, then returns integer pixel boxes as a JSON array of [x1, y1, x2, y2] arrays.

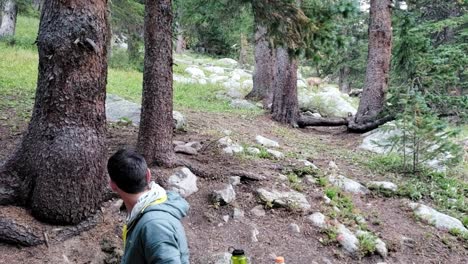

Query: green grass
[[357, 232, 378, 256], [2, 16, 39, 50]]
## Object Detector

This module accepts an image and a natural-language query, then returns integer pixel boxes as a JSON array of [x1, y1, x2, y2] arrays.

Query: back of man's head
[[107, 148, 148, 194]]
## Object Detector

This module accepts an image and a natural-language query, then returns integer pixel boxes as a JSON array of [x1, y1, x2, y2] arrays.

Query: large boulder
[[185, 67, 205, 79], [298, 86, 357, 117], [256, 188, 311, 211], [168, 167, 199, 197]]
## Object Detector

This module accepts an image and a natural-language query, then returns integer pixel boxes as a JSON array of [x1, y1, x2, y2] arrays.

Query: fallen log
[[347, 115, 395, 133], [297, 116, 348, 128], [0, 217, 44, 246]]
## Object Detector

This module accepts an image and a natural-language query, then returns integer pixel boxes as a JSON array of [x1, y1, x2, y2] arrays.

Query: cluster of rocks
[[105, 94, 187, 130], [173, 140, 203, 155], [217, 134, 286, 159]]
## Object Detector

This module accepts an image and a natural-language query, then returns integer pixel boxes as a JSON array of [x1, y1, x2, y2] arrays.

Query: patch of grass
[[287, 173, 304, 192], [357, 232, 377, 256], [320, 227, 339, 245], [325, 187, 339, 200], [317, 176, 328, 187], [1, 16, 39, 50], [366, 153, 405, 174], [293, 166, 319, 177]]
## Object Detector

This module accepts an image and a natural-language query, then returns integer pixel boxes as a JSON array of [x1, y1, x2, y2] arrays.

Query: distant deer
[[306, 77, 322, 88]]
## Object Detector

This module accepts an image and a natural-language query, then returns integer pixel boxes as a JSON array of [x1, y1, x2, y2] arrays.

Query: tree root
[[0, 217, 45, 246], [297, 114, 394, 133], [347, 115, 394, 133]]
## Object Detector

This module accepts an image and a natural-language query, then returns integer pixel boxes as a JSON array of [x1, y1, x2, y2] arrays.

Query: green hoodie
[[121, 191, 190, 264]]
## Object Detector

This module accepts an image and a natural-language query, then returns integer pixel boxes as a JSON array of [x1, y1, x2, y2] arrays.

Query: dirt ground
[[0, 110, 466, 264]]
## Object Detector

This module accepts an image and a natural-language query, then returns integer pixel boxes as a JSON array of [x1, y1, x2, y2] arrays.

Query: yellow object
[[275, 256, 285, 263], [122, 195, 168, 248]]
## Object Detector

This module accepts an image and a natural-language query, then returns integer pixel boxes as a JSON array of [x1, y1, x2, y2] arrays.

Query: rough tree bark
[[339, 66, 351, 94], [0, 0, 109, 224], [271, 47, 299, 126], [137, 0, 177, 167], [245, 23, 275, 106], [348, 0, 392, 131], [0, 0, 17, 38]]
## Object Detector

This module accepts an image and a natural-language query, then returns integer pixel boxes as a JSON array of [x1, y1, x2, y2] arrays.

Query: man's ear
[[146, 169, 152, 184], [110, 180, 118, 192]]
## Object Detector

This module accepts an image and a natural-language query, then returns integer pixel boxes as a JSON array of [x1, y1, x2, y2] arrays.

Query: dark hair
[[107, 148, 148, 194]]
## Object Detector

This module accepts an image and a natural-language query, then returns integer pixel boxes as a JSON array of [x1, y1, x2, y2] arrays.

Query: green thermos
[[231, 249, 248, 264]]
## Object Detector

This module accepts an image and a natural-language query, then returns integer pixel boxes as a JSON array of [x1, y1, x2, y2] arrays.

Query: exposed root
[[347, 115, 394, 133], [297, 116, 348, 128], [0, 216, 45, 246]]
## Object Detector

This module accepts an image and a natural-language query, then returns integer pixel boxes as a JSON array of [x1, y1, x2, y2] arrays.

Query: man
[[107, 148, 190, 264]]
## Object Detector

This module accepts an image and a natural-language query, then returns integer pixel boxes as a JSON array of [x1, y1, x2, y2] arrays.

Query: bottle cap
[[232, 249, 245, 256], [275, 256, 285, 263]]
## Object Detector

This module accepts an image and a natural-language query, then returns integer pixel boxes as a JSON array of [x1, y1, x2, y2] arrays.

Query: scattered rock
[[288, 223, 301, 233], [230, 99, 257, 109], [204, 66, 225, 74], [210, 75, 229, 84], [185, 141, 203, 151], [212, 184, 236, 205], [304, 175, 316, 185], [355, 215, 367, 225], [336, 224, 359, 255], [229, 176, 241, 186], [251, 227, 260, 242], [323, 195, 331, 204], [328, 161, 338, 170], [173, 111, 187, 131], [256, 188, 311, 211], [222, 129, 232, 136], [218, 58, 238, 66], [408, 202, 468, 233], [277, 174, 289, 181], [218, 136, 243, 155], [222, 215, 229, 223], [246, 147, 261, 155], [233, 208, 244, 220], [174, 145, 198, 155], [250, 205, 266, 217], [218, 136, 233, 146], [266, 149, 284, 159], [173, 140, 185, 146], [400, 236, 416, 248], [328, 175, 369, 195], [185, 67, 205, 78], [367, 181, 398, 192], [168, 167, 198, 197], [255, 135, 280, 148], [298, 159, 319, 170], [307, 212, 327, 228]]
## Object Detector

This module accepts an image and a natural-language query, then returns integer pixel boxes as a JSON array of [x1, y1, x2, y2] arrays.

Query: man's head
[[107, 148, 150, 194]]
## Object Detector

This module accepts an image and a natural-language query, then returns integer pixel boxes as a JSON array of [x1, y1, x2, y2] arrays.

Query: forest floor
[[0, 108, 467, 264]]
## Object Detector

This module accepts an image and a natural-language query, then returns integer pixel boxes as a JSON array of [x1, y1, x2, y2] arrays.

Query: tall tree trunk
[[175, 22, 185, 54], [0, 0, 109, 224], [238, 33, 248, 68], [246, 24, 275, 106], [0, 0, 17, 38], [351, 0, 392, 127], [32, 0, 44, 12], [271, 47, 299, 125], [137, 0, 176, 167], [339, 66, 351, 94]]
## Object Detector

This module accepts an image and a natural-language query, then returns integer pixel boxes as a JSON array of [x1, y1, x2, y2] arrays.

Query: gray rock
[[304, 175, 317, 185], [217, 58, 238, 66], [218, 136, 233, 146], [185, 67, 205, 78], [251, 227, 260, 242], [400, 236, 416, 248], [250, 205, 266, 217], [168, 167, 198, 197], [298, 86, 357, 117], [246, 147, 261, 155], [173, 140, 185, 146], [173, 111, 187, 131], [408, 202, 468, 233], [185, 141, 203, 151], [298, 159, 319, 170], [337, 224, 359, 255], [210, 252, 231, 264], [328, 175, 369, 194], [367, 181, 398, 192], [233, 208, 244, 220], [230, 99, 257, 110], [266, 149, 284, 159], [256, 188, 311, 211], [307, 212, 327, 228], [328, 161, 338, 170], [277, 174, 289, 181], [222, 215, 229, 223], [355, 215, 367, 225], [204, 66, 225, 74], [209, 75, 229, 84], [289, 223, 301, 233], [218, 136, 243, 155], [229, 176, 241, 186], [174, 145, 198, 155], [255, 135, 280, 148], [222, 129, 232, 136], [212, 184, 236, 205], [323, 195, 331, 204]]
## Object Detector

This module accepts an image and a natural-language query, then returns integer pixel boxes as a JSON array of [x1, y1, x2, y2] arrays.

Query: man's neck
[[122, 191, 146, 214]]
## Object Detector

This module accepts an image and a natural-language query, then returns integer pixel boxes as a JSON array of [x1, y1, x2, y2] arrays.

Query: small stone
[[218, 136, 233, 146], [250, 205, 266, 217], [266, 149, 284, 159], [328, 161, 338, 170], [328, 175, 369, 194], [185, 141, 203, 151], [223, 130, 232, 136], [289, 223, 301, 233], [304, 175, 316, 185], [212, 184, 236, 205], [174, 145, 198, 155], [233, 208, 244, 220], [251, 227, 260, 242], [229, 176, 241, 186], [367, 181, 398, 192], [307, 212, 327, 229], [298, 159, 319, 170], [333, 206, 341, 212], [222, 215, 229, 223], [172, 140, 185, 146], [375, 238, 388, 258], [168, 167, 198, 197], [246, 147, 261, 155], [255, 135, 280, 148], [355, 215, 366, 225], [277, 174, 288, 181], [336, 224, 359, 255], [400, 236, 416, 248], [323, 195, 331, 204]]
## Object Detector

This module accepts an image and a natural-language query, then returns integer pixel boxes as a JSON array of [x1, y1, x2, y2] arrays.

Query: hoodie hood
[[142, 191, 189, 221], [126, 181, 166, 225]]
